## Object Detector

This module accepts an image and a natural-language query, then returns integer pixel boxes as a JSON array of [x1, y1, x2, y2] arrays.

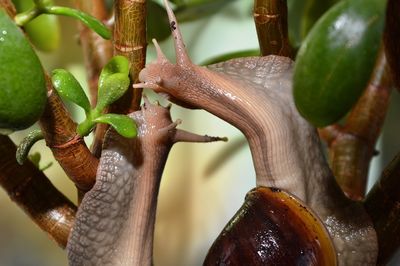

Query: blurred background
[[1, 0, 400, 265]]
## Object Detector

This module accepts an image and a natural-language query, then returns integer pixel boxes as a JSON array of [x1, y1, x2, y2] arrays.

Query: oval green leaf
[[98, 55, 130, 87], [0, 9, 46, 132], [293, 0, 387, 127], [96, 56, 130, 111], [93, 114, 137, 138], [45, 6, 111, 40], [96, 74, 130, 112], [51, 69, 91, 113]]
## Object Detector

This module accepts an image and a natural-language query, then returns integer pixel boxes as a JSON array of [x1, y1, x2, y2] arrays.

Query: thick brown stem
[[0, 135, 76, 248], [365, 152, 400, 265], [327, 50, 393, 200], [253, 0, 292, 57], [113, 0, 147, 112], [74, 0, 113, 158], [0, 0, 15, 16], [39, 77, 98, 191]]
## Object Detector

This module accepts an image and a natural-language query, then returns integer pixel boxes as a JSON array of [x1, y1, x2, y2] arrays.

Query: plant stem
[[0, 135, 76, 248], [113, 0, 147, 113], [39, 76, 98, 192], [0, 0, 16, 17], [365, 152, 400, 265], [253, 0, 292, 57], [326, 49, 393, 200]]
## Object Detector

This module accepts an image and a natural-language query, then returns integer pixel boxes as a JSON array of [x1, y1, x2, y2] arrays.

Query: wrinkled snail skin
[[67, 101, 222, 266], [134, 1, 378, 265]]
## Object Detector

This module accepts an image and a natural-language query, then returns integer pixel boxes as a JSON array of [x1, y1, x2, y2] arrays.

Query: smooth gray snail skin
[[67, 100, 223, 266], [134, 0, 378, 265]]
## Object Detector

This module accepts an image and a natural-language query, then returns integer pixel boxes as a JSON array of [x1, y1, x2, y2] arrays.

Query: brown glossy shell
[[204, 187, 337, 266]]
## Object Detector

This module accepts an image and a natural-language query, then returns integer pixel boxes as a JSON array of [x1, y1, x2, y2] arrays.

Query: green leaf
[[293, 0, 387, 127], [93, 114, 137, 138], [98, 55, 130, 87], [51, 69, 91, 113], [0, 9, 47, 132], [96, 74, 130, 112], [44, 6, 111, 39], [96, 56, 130, 111]]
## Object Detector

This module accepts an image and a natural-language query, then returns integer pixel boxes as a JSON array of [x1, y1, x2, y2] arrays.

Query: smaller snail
[[67, 98, 224, 266], [204, 187, 337, 265]]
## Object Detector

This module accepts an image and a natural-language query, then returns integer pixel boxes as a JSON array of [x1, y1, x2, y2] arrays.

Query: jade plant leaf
[[52, 69, 91, 113], [0, 9, 46, 133], [293, 0, 387, 127], [93, 114, 137, 138], [96, 56, 130, 111]]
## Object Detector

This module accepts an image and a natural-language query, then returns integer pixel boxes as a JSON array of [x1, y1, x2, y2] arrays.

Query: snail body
[[135, 1, 378, 265], [67, 100, 223, 266]]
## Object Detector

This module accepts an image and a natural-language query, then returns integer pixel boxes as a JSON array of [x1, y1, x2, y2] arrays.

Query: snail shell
[[204, 187, 337, 266]]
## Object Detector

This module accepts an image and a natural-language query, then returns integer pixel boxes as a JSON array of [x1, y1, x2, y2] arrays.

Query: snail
[[133, 0, 378, 265], [67, 98, 224, 266]]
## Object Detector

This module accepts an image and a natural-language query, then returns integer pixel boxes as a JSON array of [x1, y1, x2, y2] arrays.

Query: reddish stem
[[39, 77, 98, 191], [0, 135, 76, 248], [328, 50, 393, 200], [253, 0, 292, 57]]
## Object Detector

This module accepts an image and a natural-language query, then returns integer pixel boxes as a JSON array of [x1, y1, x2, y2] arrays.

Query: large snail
[[68, 0, 378, 265], [134, 0, 378, 265]]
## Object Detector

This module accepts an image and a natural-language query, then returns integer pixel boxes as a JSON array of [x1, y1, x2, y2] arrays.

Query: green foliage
[[293, 0, 387, 127], [96, 56, 130, 112], [93, 114, 137, 138], [51, 56, 137, 138], [0, 9, 46, 133], [14, 1, 111, 39], [52, 69, 91, 114]]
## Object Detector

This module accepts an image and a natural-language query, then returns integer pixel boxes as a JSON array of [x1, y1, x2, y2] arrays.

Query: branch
[[39, 76, 98, 191], [365, 152, 400, 265], [0, 0, 15, 16], [324, 49, 393, 200], [0, 135, 76, 248], [253, 0, 292, 57], [113, 0, 147, 112]]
